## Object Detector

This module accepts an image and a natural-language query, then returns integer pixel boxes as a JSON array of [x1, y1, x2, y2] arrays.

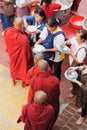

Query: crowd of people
[[0, 0, 87, 129]]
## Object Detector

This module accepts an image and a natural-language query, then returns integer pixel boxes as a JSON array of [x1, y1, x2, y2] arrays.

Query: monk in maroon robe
[[25, 53, 51, 86], [28, 60, 60, 122], [4, 17, 33, 86], [17, 90, 55, 130]]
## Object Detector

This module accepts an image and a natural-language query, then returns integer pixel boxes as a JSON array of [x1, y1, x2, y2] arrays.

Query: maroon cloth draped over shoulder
[[29, 72, 60, 122], [20, 103, 55, 130], [4, 27, 33, 82]]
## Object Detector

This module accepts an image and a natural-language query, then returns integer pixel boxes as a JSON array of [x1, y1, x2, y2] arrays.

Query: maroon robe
[[4, 27, 33, 82], [29, 72, 60, 122], [20, 103, 55, 130], [71, 0, 81, 11]]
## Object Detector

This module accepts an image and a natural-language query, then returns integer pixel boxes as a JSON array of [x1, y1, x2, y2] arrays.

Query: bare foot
[[11, 78, 16, 87], [67, 93, 75, 98], [76, 117, 84, 125], [77, 107, 82, 113], [22, 82, 27, 88], [71, 10, 78, 15]]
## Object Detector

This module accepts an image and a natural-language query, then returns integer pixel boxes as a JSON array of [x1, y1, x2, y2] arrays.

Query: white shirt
[[69, 37, 87, 66], [39, 27, 48, 40], [16, 0, 31, 7], [40, 27, 65, 62]]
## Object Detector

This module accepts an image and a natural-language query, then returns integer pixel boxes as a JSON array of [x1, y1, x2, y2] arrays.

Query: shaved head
[[13, 17, 24, 29], [34, 90, 47, 104], [34, 53, 44, 65], [38, 60, 48, 72]]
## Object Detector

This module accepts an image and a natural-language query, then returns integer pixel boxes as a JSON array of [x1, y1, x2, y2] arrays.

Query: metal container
[[53, 0, 73, 25]]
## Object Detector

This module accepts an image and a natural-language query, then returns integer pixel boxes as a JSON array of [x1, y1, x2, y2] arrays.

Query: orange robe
[[4, 27, 33, 82], [25, 65, 52, 85]]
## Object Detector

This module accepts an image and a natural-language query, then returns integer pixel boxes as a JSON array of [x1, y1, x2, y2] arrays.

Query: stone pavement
[[0, 64, 67, 130], [0, 64, 87, 130]]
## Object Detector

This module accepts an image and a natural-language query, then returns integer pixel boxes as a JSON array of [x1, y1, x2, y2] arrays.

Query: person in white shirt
[[63, 29, 87, 98], [35, 17, 65, 80], [16, 0, 39, 17]]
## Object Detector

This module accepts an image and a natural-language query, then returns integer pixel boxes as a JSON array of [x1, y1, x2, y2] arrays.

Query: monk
[[28, 60, 60, 122], [25, 53, 51, 86], [17, 90, 55, 130], [4, 17, 33, 86]]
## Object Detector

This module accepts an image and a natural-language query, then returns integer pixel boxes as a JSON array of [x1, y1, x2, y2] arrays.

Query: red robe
[[29, 72, 60, 122], [4, 27, 33, 82], [41, 3, 61, 18], [25, 65, 52, 85], [20, 103, 55, 130]]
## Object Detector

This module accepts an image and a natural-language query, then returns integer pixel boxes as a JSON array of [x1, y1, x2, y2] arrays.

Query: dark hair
[[34, 7, 46, 21], [40, 0, 52, 7], [77, 29, 87, 41], [45, 17, 60, 27]]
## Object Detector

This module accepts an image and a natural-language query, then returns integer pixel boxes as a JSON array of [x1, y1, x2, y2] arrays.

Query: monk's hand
[[17, 117, 21, 123]]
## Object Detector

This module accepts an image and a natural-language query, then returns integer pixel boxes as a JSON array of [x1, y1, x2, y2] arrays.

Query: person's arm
[[35, 27, 48, 46], [70, 78, 82, 86], [68, 65, 85, 72], [17, 104, 29, 123], [44, 47, 58, 53], [35, 38, 44, 46], [68, 0, 74, 2], [67, 47, 86, 64], [61, 39, 71, 47], [68, 51, 81, 64], [23, 15, 35, 28]]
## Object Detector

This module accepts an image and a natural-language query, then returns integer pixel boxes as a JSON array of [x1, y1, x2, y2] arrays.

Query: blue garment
[[24, 15, 45, 40], [43, 30, 65, 60], [24, 15, 45, 31], [0, 13, 12, 30], [0, 13, 7, 30]]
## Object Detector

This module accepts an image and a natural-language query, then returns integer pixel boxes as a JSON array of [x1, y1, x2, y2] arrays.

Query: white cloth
[[69, 37, 87, 66], [16, 0, 31, 7]]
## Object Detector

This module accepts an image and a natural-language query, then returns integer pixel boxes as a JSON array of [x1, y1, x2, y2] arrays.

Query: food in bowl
[[27, 25, 37, 33], [67, 70, 76, 79]]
